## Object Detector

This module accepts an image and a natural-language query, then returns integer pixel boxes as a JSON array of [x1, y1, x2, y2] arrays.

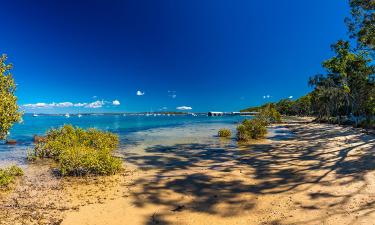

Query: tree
[[293, 94, 312, 116], [346, 0, 375, 52], [0, 54, 22, 139], [309, 40, 374, 124], [275, 99, 295, 115]]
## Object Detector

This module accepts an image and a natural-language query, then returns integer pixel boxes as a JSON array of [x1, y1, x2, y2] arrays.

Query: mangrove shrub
[[237, 119, 267, 141], [218, 128, 232, 138], [31, 125, 122, 176], [0, 165, 23, 188]]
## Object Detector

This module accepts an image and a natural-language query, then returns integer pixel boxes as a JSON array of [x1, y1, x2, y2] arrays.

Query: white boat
[[65, 113, 70, 118], [33, 113, 38, 117], [78, 114, 82, 118]]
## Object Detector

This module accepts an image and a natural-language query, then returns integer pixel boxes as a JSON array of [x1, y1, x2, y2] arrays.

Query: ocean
[[0, 114, 246, 166]]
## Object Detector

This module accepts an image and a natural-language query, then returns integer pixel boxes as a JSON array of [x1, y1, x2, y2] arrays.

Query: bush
[[257, 103, 281, 125], [0, 165, 24, 188], [218, 128, 231, 138], [58, 146, 122, 176], [237, 118, 267, 141], [30, 124, 122, 176]]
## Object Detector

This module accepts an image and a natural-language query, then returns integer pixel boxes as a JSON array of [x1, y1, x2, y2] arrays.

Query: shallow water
[[0, 114, 246, 166]]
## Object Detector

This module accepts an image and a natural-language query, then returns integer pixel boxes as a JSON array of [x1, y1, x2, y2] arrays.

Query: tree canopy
[[0, 54, 22, 140]]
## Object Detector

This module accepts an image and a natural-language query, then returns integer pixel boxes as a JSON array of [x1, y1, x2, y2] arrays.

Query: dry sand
[[1, 118, 375, 225]]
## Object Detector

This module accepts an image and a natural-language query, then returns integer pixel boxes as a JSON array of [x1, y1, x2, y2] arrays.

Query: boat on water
[[78, 114, 82, 118], [33, 113, 38, 117], [65, 113, 70, 118]]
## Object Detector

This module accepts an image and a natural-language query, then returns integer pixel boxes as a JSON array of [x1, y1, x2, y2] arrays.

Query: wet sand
[[1, 118, 375, 225]]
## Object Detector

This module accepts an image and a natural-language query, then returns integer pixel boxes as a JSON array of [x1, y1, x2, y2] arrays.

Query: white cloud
[[74, 103, 88, 107], [288, 96, 293, 99], [168, 90, 177, 98], [176, 106, 192, 110], [263, 94, 271, 99], [136, 91, 145, 96], [85, 100, 104, 109], [24, 99, 118, 109], [55, 102, 74, 107], [23, 103, 50, 108], [112, 100, 120, 106]]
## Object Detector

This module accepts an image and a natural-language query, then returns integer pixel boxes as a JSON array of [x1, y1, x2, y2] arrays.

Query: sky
[[1, 0, 349, 113]]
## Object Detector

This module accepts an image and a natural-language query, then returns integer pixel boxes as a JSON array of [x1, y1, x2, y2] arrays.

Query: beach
[[0, 117, 374, 225]]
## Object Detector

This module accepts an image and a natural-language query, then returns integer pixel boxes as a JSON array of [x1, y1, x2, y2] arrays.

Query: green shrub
[[218, 128, 231, 138], [30, 124, 122, 176], [0, 165, 24, 188], [58, 146, 122, 176], [237, 118, 267, 141], [257, 103, 281, 125]]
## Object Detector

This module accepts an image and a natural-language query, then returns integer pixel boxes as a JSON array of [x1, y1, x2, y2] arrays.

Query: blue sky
[[1, 0, 349, 113]]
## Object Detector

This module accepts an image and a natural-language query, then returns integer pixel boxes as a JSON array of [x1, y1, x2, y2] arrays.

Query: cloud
[[168, 90, 177, 98], [74, 103, 87, 107], [112, 100, 120, 106], [288, 96, 293, 99], [23, 100, 108, 109], [263, 94, 271, 99], [136, 90, 145, 96], [23, 103, 50, 108], [176, 106, 192, 110], [55, 102, 74, 107], [85, 100, 104, 108]]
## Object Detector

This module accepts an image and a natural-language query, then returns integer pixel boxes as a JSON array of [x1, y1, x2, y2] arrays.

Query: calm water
[[0, 114, 246, 166]]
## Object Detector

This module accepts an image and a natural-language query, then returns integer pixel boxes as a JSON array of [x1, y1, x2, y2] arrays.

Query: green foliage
[[0, 165, 23, 188], [275, 94, 313, 116], [58, 146, 122, 176], [309, 40, 374, 125], [0, 54, 22, 140], [257, 103, 281, 124], [236, 118, 267, 141], [346, 0, 375, 51], [218, 128, 231, 138], [275, 99, 296, 115], [31, 125, 122, 176]]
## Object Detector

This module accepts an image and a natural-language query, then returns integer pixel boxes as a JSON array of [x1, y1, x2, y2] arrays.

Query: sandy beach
[[1, 118, 374, 225]]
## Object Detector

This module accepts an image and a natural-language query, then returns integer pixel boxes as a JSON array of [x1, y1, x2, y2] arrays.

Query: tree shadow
[[119, 122, 375, 224]]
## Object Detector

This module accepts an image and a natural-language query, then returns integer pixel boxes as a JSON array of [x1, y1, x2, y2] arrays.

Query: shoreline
[[1, 117, 375, 224]]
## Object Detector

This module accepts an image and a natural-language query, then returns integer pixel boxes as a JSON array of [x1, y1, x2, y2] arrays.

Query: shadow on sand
[[120, 122, 375, 224]]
